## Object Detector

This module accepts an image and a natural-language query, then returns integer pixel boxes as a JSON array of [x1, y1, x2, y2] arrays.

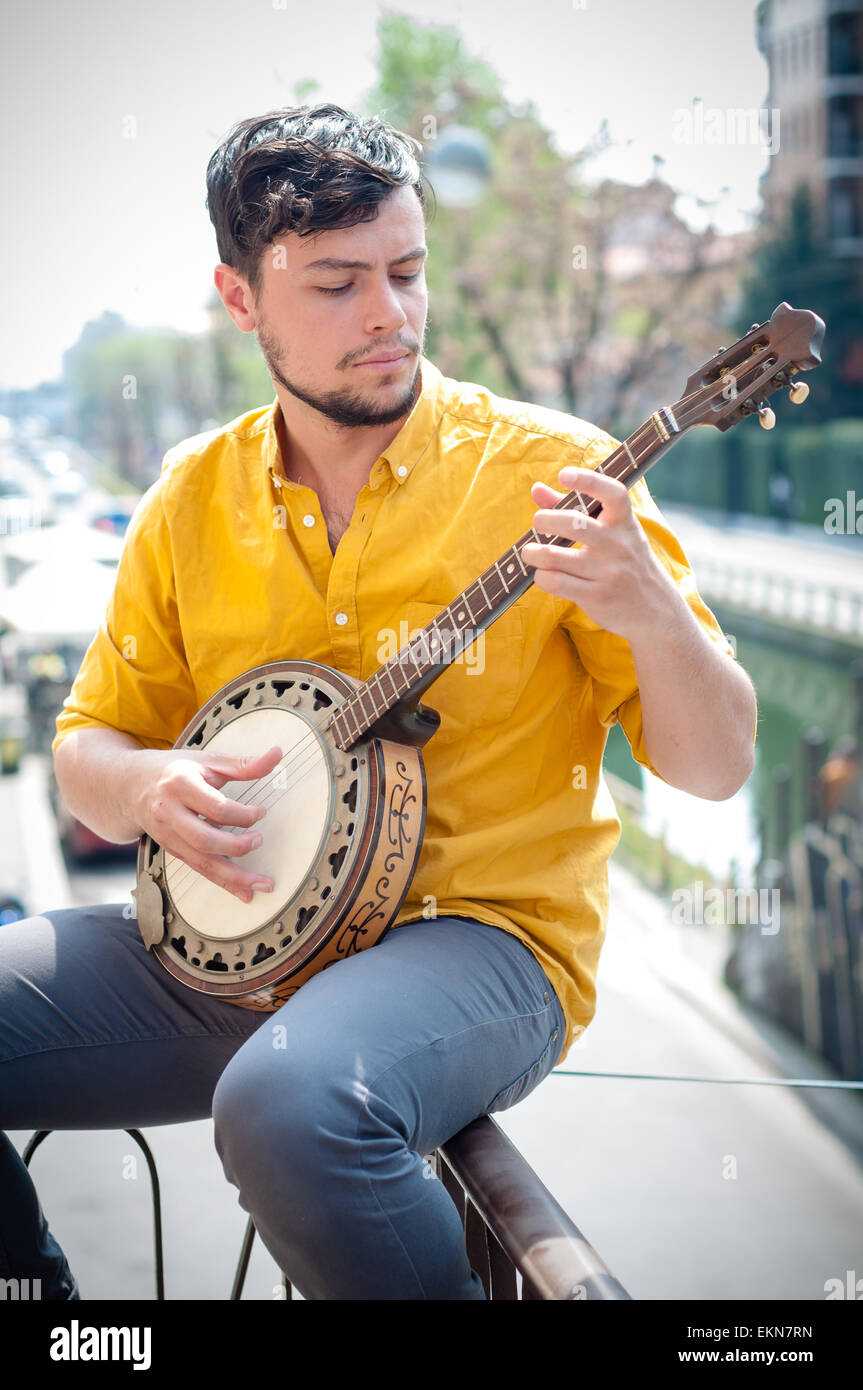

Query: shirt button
[[397, 465, 407, 478], [302, 514, 315, 527], [335, 612, 349, 626]]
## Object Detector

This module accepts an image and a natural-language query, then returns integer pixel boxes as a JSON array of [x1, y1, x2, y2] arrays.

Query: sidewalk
[[602, 861, 863, 1167]]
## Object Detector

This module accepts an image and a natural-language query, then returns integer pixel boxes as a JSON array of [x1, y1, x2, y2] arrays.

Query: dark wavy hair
[[205, 103, 430, 300]]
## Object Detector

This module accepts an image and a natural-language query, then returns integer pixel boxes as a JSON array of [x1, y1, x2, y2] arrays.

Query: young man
[[0, 104, 756, 1301]]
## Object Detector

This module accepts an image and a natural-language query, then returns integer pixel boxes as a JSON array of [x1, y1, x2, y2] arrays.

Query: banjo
[[133, 303, 824, 1011]]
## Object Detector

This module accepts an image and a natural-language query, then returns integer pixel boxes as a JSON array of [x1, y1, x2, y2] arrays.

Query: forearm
[[53, 727, 146, 844], [626, 594, 757, 800]]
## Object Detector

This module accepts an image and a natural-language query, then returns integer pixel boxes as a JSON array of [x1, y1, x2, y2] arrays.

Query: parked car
[[86, 495, 140, 537], [0, 894, 27, 924]]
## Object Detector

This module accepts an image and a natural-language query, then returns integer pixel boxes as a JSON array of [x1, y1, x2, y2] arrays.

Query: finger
[[530, 480, 565, 507], [202, 745, 284, 792], [170, 802, 268, 861], [181, 775, 270, 829], [530, 506, 603, 546], [558, 466, 631, 521], [158, 828, 274, 902], [532, 566, 595, 606], [523, 540, 592, 578]]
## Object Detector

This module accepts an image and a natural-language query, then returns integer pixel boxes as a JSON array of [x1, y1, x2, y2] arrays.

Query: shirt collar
[[265, 355, 446, 492]]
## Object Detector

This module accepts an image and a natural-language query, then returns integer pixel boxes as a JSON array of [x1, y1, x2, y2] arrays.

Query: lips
[[356, 352, 409, 366]]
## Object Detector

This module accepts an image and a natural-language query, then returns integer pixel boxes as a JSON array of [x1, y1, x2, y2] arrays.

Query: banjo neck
[[328, 300, 824, 753]]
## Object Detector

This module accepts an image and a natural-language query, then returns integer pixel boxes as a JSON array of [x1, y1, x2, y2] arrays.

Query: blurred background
[[1, 0, 862, 1302]]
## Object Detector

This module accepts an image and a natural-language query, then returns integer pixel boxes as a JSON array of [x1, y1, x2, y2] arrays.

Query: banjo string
[[165, 724, 351, 904]]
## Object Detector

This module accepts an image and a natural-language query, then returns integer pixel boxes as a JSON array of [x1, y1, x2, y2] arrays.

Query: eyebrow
[[300, 246, 428, 274]]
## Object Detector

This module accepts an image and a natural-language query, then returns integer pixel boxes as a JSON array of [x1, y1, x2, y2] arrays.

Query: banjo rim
[[136, 657, 428, 1000]]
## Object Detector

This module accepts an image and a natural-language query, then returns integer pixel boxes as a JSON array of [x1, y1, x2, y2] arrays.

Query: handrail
[[436, 1115, 631, 1300]]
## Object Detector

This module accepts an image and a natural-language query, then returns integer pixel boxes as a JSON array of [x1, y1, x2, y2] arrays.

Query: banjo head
[[135, 658, 423, 1001]]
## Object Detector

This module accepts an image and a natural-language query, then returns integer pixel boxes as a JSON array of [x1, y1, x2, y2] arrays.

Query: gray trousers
[[0, 903, 564, 1300]]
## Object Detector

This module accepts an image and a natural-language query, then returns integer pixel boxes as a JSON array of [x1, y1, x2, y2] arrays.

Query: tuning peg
[[789, 380, 810, 404], [716, 346, 727, 354], [749, 322, 761, 332], [758, 405, 776, 430]]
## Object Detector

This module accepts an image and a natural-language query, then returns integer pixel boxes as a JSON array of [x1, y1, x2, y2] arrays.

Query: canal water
[[602, 608, 861, 884]]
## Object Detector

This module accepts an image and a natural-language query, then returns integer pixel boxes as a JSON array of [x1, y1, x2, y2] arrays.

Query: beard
[[254, 314, 428, 428]]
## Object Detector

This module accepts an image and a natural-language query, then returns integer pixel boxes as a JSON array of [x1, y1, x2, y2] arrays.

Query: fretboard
[[330, 403, 684, 750]]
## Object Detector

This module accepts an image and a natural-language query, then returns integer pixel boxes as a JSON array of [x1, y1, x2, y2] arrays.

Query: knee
[[211, 1040, 368, 1191]]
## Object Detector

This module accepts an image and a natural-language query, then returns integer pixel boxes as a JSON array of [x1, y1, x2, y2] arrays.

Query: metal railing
[[689, 557, 863, 645], [433, 1115, 630, 1300]]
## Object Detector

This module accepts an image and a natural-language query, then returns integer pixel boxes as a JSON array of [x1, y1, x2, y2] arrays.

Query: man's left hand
[[522, 466, 679, 643]]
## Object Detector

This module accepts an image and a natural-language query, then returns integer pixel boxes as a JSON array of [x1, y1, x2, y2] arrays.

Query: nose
[[362, 275, 410, 337]]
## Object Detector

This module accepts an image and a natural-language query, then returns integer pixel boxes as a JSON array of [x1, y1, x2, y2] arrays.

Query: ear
[[213, 264, 257, 332]]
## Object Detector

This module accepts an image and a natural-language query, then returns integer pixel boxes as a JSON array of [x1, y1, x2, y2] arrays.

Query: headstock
[[678, 302, 825, 433]]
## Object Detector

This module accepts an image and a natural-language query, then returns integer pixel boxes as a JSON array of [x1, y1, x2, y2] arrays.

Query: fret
[[344, 702, 361, 743], [510, 546, 529, 578], [466, 587, 484, 623], [452, 599, 473, 626], [481, 567, 504, 606], [366, 682, 383, 720], [366, 673, 383, 714], [365, 672, 381, 711], [500, 552, 524, 583]]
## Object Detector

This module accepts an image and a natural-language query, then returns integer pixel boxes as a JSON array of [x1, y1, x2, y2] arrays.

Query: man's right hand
[[123, 744, 284, 903]]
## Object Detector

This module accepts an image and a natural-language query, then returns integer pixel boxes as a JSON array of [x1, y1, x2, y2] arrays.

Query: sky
[[1, 0, 771, 390]]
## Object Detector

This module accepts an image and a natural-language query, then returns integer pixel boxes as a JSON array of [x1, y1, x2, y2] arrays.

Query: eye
[[315, 272, 423, 297]]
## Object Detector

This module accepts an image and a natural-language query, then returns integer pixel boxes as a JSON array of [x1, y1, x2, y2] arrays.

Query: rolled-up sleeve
[[52, 481, 200, 757]]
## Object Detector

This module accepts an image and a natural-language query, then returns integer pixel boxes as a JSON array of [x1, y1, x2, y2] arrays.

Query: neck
[[274, 373, 422, 492]]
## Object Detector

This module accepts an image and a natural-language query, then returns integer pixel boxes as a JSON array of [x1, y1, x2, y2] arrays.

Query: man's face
[[250, 184, 429, 429]]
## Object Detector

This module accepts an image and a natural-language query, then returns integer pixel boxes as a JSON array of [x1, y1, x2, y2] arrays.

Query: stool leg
[[23, 1129, 166, 1300], [230, 1217, 293, 1300], [230, 1215, 256, 1300], [125, 1131, 165, 1301]]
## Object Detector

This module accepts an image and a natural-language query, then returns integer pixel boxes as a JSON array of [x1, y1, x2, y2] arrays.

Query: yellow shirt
[[53, 356, 739, 1056]]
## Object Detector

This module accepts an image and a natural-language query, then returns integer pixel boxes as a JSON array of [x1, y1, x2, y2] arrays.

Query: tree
[[363, 14, 747, 437], [736, 183, 863, 422]]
